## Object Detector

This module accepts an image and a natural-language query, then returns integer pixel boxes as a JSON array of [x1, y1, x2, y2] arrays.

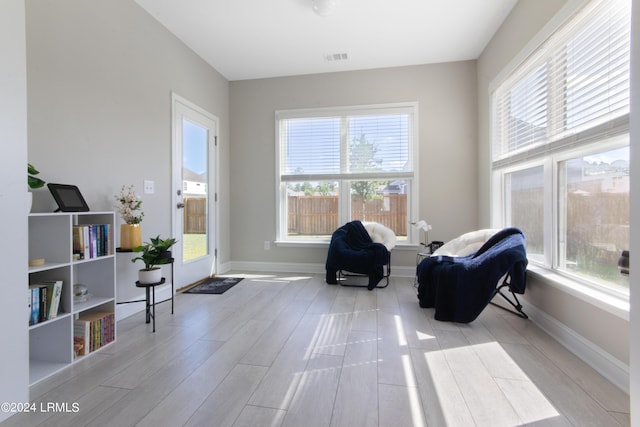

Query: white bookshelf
[[27, 212, 116, 385]]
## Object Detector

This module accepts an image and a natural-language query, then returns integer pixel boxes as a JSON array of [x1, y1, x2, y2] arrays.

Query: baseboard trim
[[228, 261, 325, 274], [227, 261, 416, 278], [525, 302, 630, 394]]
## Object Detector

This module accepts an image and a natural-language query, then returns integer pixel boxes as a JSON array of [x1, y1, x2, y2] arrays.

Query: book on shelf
[[28, 285, 41, 326], [72, 224, 112, 260], [73, 311, 115, 357], [28, 280, 63, 325], [46, 280, 63, 319]]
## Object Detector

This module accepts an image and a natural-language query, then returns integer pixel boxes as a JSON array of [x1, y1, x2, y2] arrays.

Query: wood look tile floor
[[3, 273, 630, 427]]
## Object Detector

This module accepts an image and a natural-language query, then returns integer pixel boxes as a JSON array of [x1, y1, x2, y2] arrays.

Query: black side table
[[117, 255, 175, 332], [135, 277, 165, 333]]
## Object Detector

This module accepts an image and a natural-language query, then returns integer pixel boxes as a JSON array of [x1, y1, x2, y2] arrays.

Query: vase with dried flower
[[114, 185, 144, 250]]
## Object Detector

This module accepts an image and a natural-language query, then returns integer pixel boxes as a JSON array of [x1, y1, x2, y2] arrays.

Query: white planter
[[27, 192, 33, 214], [138, 267, 162, 285]]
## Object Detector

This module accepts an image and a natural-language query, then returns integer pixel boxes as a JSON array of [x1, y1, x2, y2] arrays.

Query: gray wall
[[229, 62, 479, 269], [26, 0, 231, 271], [477, 0, 630, 368], [0, 0, 30, 421]]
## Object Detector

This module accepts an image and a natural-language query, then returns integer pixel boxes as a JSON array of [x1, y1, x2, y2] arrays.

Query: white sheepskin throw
[[362, 221, 397, 251], [431, 229, 500, 257]]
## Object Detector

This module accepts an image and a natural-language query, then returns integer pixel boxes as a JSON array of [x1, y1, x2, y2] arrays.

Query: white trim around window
[[490, 0, 631, 309], [275, 102, 419, 245]]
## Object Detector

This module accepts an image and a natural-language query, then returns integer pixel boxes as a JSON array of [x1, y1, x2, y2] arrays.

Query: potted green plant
[[131, 236, 177, 284], [28, 163, 46, 189], [28, 163, 46, 213]]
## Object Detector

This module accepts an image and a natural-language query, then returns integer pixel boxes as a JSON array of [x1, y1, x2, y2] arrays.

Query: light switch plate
[[143, 180, 154, 194]]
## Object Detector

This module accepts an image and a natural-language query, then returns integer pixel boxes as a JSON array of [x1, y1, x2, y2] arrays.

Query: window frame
[[489, 0, 630, 303], [275, 102, 419, 245], [492, 133, 629, 299]]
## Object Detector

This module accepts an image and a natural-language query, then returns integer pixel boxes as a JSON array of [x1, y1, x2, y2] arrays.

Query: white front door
[[171, 93, 218, 287]]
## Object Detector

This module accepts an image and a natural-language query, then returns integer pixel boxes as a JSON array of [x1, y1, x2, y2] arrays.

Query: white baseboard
[[525, 302, 630, 394], [218, 261, 233, 275], [228, 261, 325, 274], [227, 261, 416, 278]]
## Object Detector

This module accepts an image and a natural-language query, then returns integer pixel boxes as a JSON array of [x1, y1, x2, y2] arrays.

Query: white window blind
[[276, 103, 417, 242], [278, 106, 414, 182], [493, 0, 630, 162]]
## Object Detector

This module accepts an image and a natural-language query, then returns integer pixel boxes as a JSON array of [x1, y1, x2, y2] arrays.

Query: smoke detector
[[313, 0, 338, 16]]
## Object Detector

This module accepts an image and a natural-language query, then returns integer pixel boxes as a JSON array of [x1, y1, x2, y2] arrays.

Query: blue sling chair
[[325, 220, 396, 290], [416, 227, 528, 323]]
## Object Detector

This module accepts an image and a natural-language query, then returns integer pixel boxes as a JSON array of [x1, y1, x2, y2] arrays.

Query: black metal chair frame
[[336, 256, 391, 289], [489, 274, 528, 319]]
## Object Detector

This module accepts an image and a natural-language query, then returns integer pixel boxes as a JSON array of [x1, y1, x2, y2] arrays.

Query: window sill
[[274, 240, 420, 251], [526, 265, 629, 321]]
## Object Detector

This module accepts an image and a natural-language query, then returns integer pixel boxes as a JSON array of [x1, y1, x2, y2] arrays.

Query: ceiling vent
[[324, 53, 348, 62]]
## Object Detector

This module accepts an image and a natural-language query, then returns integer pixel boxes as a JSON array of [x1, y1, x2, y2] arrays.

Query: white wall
[[229, 62, 479, 271], [478, 0, 632, 392], [25, 0, 231, 278], [0, 0, 30, 421]]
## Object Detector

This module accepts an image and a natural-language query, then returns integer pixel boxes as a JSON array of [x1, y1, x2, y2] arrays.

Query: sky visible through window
[[283, 115, 410, 175], [183, 119, 208, 176]]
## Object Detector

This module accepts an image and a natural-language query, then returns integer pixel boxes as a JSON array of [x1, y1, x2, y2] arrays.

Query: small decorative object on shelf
[[114, 184, 144, 250], [131, 235, 177, 284], [73, 284, 90, 303], [28, 258, 45, 267]]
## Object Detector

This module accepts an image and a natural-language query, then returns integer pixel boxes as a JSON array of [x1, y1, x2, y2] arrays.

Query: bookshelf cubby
[[28, 212, 116, 385]]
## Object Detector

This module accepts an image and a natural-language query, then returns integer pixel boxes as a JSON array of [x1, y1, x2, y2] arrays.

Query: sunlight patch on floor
[[402, 354, 427, 427], [424, 341, 561, 426], [394, 314, 408, 347]]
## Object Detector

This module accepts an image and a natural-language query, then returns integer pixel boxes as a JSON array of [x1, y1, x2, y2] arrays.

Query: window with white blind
[[491, 0, 630, 297], [276, 103, 417, 243]]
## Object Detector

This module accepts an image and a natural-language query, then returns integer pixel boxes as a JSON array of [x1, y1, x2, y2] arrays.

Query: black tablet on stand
[[47, 183, 90, 212]]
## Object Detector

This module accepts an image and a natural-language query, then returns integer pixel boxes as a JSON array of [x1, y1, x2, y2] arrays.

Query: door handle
[[177, 202, 185, 209]]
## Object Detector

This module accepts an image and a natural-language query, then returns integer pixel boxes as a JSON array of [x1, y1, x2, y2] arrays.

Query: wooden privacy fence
[[510, 188, 629, 261], [184, 197, 206, 234], [288, 194, 407, 236]]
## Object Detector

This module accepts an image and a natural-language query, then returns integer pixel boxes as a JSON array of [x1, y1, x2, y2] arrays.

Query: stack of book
[[28, 280, 63, 326], [73, 311, 115, 357], [72, 224, 112, 260]]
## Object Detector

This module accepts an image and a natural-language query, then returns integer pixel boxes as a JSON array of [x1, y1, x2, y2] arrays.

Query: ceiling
[[134, 0, 518, 81]]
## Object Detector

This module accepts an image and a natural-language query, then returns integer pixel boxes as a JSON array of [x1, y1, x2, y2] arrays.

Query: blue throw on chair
[[416, 227, 528, 323], [326, 220, 390, 290]]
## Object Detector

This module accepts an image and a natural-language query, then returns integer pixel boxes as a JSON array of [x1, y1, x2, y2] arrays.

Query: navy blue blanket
[[417, 227, 527, 323], [326, 220, 389, 289]]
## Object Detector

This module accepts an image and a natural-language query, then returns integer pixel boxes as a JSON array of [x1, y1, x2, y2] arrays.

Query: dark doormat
[[183, 277, 244, 295]]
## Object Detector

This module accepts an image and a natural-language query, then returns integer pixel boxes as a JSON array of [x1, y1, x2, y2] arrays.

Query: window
[[504, 164, 545, 263], [276, 103, 417, 243], [491, 0, 630, 296]]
